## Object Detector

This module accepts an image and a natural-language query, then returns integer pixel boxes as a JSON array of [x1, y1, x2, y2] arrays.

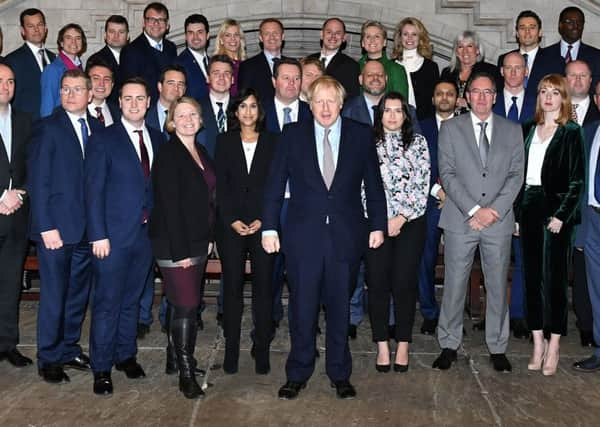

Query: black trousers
[[0, 231, 28, 352], [520, 186, 572, 336], [572, 249, 594, 333], [220, 228, 274, 351], [365, 216, 426, 342]]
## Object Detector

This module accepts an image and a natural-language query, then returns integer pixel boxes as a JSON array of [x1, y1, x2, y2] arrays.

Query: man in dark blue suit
[[5, 8, 55, 121], [145, 64, 186, 142], [86, 61, 121, 126], [417, 79, 457, 335], [119, 2, 176, 103], [176, 14, 210, 102], [238, 18, 288, 101], [87, 15, 129, 105], [28, 69, 103, 384], [85, 77, 162, 395], [573, 120, 600, 371], [262, 76, 386, 400]]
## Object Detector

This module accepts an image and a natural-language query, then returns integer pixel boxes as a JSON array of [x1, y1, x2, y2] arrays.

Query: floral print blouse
[[370, 131, 431, 221]]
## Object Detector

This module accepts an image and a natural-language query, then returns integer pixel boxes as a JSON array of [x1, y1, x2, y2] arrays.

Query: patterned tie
[[565, 45, 573, 63], [78, 118, 89, 149], [202, 55, 209, 78], [522, 53, 529, 88], [283, 107, 292, 125], [216, 102, 226, 133], [572, 104, 579, 122], [95, 106, 105, 125], [478, 122, 490, 168], [322, 128, 335, 189], [507, 96, 519, 122], [39, 48, 48, 69]]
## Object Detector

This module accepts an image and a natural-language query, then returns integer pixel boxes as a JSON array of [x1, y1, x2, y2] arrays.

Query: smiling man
[[177, 14, 210, 102], [86, 61, 120, 126], [262, 75, 386, 400]]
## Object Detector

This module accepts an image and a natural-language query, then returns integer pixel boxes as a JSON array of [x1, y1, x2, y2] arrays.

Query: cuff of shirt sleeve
[[468, 205, 481, 217], [430, 183, 442, 199], [0, 189, 6, 202], [261, 230, 279, 238]]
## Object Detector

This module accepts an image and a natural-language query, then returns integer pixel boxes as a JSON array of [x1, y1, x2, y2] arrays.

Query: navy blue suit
[[85, 121, 162, 371], [5, 44, 55, 121], [417, 117, 442, 322], [238, 53, 290, 101], [28, 108, 103, 367], [119, 34, 177, 103], [493, 92, 536, 123], [536, 42, 600, 91], [176, 48, 209, 102], [263, 118, 386, 382], [497, 48, 550, 97], [145, 102, 170, 142], [263, 98, 312, 133], [342, 95, 422, 133], [199, 97, 227, 159]]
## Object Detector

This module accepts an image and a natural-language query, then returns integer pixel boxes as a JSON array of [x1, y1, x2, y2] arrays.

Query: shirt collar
[[144, 32, 163, 50]]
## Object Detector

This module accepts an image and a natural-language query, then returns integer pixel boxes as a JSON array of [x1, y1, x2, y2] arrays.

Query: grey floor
[[2, 295, 600, 426]]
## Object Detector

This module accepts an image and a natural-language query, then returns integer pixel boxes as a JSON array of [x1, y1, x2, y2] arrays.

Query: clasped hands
[[0, 189, 26, 215], [231, 219, 262, 236], [469, 207, 499, 231]]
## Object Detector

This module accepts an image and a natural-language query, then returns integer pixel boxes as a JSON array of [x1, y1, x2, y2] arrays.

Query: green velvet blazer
[[515, 120, 585, 226]]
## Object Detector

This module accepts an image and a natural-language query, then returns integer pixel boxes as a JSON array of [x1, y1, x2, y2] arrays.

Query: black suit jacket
[[582, 100, 600, 127], [215, 131, 278, 226], [5, 44, 56, 121], [537, 42, 600, 91], [0, 109, 32, 236], [307, 51, 360, 98], [149, 136, 215, 261], [238, 53, 290, 101], [87, 45, 120, 104], [497, 47, 548, 97], [119, 34, 177, 103]]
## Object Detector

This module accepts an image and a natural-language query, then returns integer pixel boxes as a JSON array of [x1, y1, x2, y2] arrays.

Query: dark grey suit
[[437, 112, 524, 353]]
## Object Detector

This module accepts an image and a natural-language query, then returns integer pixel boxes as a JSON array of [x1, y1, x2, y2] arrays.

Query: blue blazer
[[536, 42, 600, 91], [419, 117, 440, 203], [119, 33, 177, 103], [262, 118, 387, 263], [497, 47, 549, 97], [198, 97, 222, 159], [84, 121, 163, 248], [176, 48, 209, 102], [263, 98, 312, 133], [28, 107, 103, 243], [40, 57, 68, 118], [341, 95, 422, 133], [575, 120, 598, 247], [5, 44, 56, 121], [492, 91, 536, 124]]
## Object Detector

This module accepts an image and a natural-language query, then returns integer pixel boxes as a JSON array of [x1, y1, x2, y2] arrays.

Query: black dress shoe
[[573, 355, 600, 372], [375, 363, 391, 373], [0, 348, 33, 367], [137, 323, 150, 339], [510, 318, 530, 339], [420, 318, 438, 335], [115, 357, 146, 379], [579, 330, 597, 348], [196, 313, 204, 331], [216, 313, 223, 327], [64, 353, 91, 371], [393, 363, 409, 373], [93, 372, 113, 395], [330, 380, 356, 399], [273, 320, 280, 330], [348, 324, 357, 340], [432, 348, 457, 370], [39, 364, 70, 383], [278, 381, 306, 400], [473, 319, 485, 331], [490, 353, 512, 372]]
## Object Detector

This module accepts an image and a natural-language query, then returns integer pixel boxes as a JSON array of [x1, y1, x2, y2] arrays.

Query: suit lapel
[[460, 114, 483, 168], [117, 122, 146, 183], [59, 109, 85, 160]]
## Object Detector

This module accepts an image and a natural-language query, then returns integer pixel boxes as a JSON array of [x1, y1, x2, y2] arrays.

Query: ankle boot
[[223, 338, 240, 374], [165, 303, 178, 375], [254, 342, 271, 375], [172, 312, 204, 399]]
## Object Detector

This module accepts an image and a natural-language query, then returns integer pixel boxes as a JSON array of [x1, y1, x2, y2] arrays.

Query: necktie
[[595, 148, 600, 203], [271, 57, 280, 74], [78, 118, 89, 149], [507, 96, 519, 122], [478, 122, 489, 168], [95, 106, 105, 125], [163, 109, 169, 133], [322, 128, 334, 189], [202, 55, 209, 77], [134, 130, 150, 222], [216, 102, 226, 133], [572, 104, 579, 122], [155, 42, 162, 52], [320, 57, 327, 68], [565, 45, 573, 63], [283, 107, 292, 125], [39, 48, 47, 69], [371, 105, 379, 125], [522, 53, 529, 88]]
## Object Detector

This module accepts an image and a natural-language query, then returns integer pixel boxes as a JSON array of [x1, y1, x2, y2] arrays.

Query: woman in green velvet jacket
[[515, 74, 585, 376]]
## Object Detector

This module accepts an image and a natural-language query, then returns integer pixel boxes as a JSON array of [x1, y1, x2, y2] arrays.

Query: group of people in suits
[[4, 0, 600, 403]]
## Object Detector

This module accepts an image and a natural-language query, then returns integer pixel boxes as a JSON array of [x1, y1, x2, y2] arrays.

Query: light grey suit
[[437, 112, 524, 353]]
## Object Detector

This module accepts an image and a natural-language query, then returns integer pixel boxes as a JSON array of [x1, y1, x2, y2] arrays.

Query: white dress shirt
[[503, 89, 525, 117], [88, 101, 114, 126], [572, 96, 591, 126], [65, 111, 90, 156], [526, 126, 554, 186], [188, 48, 209, 79], [430, 113, 454, 199], [26, 41, 50, 71], [108, 46, 121, 65], [319, 51, 336, 69], [561, 39, 581, 59], [468, 112, 493, 216], [209, 94, 230, 132], [121, 117, 154, 166], [241, 140, 257, 173], [274, 97, 299, 130], [520, 46, 539, 71]]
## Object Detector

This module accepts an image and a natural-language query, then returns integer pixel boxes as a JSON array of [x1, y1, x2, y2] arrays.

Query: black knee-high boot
[[165, 302, 178, 375], [172, 306, 204, 399]]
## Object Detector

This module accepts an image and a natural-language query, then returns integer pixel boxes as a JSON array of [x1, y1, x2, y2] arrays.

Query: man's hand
[[547, 217, 563, 234], [231, 220, 250, 236], [92, 239, 111, 259], [468, 217, 484, 231], [436, 189, 446, 209], [0, 202, 10, 215], [41, 229, 63, 250], [388, 215, 407, 237], [1, 189, 25, 210], [247, 220, 262, 235], [369, 231, 384, 249], [262, 235, 280, 253], [473, 208, 499, 228]]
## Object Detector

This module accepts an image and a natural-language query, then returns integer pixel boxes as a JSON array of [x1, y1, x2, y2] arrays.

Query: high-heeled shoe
[[527, 341, 547, 371], [542, 347, 559, 376], [393, 363, 408, 373], [375, 363, 391, 373]]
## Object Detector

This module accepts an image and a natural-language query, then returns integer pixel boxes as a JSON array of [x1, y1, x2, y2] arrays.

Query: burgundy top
[[230, 59, 241, 97]]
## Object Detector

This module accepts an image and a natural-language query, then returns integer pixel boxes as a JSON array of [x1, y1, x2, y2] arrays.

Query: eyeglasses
[[145, 16, 168, 25], [469, 89, 495, 97], [60, 86, 87, 95], [566, 73, 591, 80]]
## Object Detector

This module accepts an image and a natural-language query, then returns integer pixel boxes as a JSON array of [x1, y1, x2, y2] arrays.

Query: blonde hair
[[392, 17, 433, 60], [307, 75, 346, 105], [165, 96, 203, 134], [213, 19, 246, 61]]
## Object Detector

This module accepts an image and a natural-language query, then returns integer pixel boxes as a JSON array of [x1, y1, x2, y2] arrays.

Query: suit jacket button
[[482, 193, 486, 197], [482, 173, 486, 177]]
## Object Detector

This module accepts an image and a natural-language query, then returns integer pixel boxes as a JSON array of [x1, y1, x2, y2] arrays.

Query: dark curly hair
[[374, 92, 414, 150]]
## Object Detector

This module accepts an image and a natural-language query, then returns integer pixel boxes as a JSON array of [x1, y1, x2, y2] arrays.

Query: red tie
[[134, 130, 150, 223], [95, 106, 105, 125], [565, 45, 573, 63]]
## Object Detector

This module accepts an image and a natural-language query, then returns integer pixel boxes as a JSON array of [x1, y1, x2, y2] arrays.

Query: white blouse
[[525, 126, 554, 186], [241, 141, 257, 173]]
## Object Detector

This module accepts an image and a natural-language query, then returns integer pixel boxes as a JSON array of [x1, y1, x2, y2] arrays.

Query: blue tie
[[283, 107, 292, 125], [216, 102, 226, 133], [522, 53, 529, 88], [155, 42, 162, 52], [507, 96, 519, 122], [78, 118, 89, 148]]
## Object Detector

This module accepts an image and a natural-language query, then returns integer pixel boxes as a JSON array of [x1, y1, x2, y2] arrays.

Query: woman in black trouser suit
[[516, 74, 584, 376], [215, 88, 277, 374], [150, 97, 216, 399], [365, 92, 430, 372]]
